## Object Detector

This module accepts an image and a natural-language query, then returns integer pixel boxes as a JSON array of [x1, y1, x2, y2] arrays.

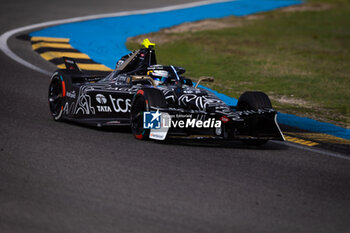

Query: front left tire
[[130, 88, 168, 140]]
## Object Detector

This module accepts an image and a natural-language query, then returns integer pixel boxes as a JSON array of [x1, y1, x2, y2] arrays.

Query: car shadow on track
[[61, 120, 132, 133], [154, 138, 289, 151], [60, 120, 288, 151]]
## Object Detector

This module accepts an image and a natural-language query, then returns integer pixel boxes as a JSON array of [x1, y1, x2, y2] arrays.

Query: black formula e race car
[[48, 39, 284, 145]]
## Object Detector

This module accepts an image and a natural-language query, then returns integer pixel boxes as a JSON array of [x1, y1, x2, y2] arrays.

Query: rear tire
[[237, 91, 272, 146], [48, 73, 65, 121]]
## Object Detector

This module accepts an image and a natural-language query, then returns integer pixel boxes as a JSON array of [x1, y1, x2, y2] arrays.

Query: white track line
[[0, 0, 233, 76], [0, 0, 349, 160], [273, 141, 350, 161]]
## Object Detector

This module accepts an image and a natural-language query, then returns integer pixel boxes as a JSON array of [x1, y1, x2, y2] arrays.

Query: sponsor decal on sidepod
[[95, 94, 131, 113]]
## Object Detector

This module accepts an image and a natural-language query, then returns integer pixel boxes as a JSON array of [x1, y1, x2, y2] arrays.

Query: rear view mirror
[[195, 76, 214, 88]]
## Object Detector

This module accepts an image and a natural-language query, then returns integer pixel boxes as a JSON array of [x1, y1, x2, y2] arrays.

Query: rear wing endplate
[[63, 57, 82, 73]]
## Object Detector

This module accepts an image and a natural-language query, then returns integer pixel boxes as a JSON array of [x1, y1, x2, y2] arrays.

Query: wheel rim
[[48, 76, 63, 117]]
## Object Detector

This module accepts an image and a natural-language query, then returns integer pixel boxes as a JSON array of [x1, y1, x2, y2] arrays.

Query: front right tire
[[237, 91, 273, 146]]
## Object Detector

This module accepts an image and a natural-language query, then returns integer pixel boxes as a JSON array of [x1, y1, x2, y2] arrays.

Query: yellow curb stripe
[[31, 37, 70, 43], [284, 132, 350, 145], [304, 142, 319, 147], [57, 63, 112, 71], [75, 63, 113, 71], [31, 37, 112, 72], [40, 52, 91, 60], [284, 135, 319, 147], [32, 42, 72, 50]]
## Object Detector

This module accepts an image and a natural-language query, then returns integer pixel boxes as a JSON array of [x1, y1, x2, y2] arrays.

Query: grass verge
[[127, 0, 350, 128]]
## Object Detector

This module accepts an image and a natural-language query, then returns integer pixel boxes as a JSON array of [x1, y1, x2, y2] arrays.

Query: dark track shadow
[[59, 119, 132, 134], [154, 138, 289, 151], [57, 119, 288, 150]]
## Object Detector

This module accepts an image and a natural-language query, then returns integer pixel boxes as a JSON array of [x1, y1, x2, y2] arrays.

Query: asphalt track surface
[[0, 1, 350, 233]]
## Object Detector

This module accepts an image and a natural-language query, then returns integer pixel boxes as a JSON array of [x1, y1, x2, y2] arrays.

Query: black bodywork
[[48, 44, 284, 143]]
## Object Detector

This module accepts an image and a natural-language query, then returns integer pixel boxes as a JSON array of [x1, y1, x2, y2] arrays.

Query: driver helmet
[[147, 67, 169, 85]]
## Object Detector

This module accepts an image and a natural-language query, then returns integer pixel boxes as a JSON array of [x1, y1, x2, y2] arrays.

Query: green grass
[[127, 0, 350, 127]]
